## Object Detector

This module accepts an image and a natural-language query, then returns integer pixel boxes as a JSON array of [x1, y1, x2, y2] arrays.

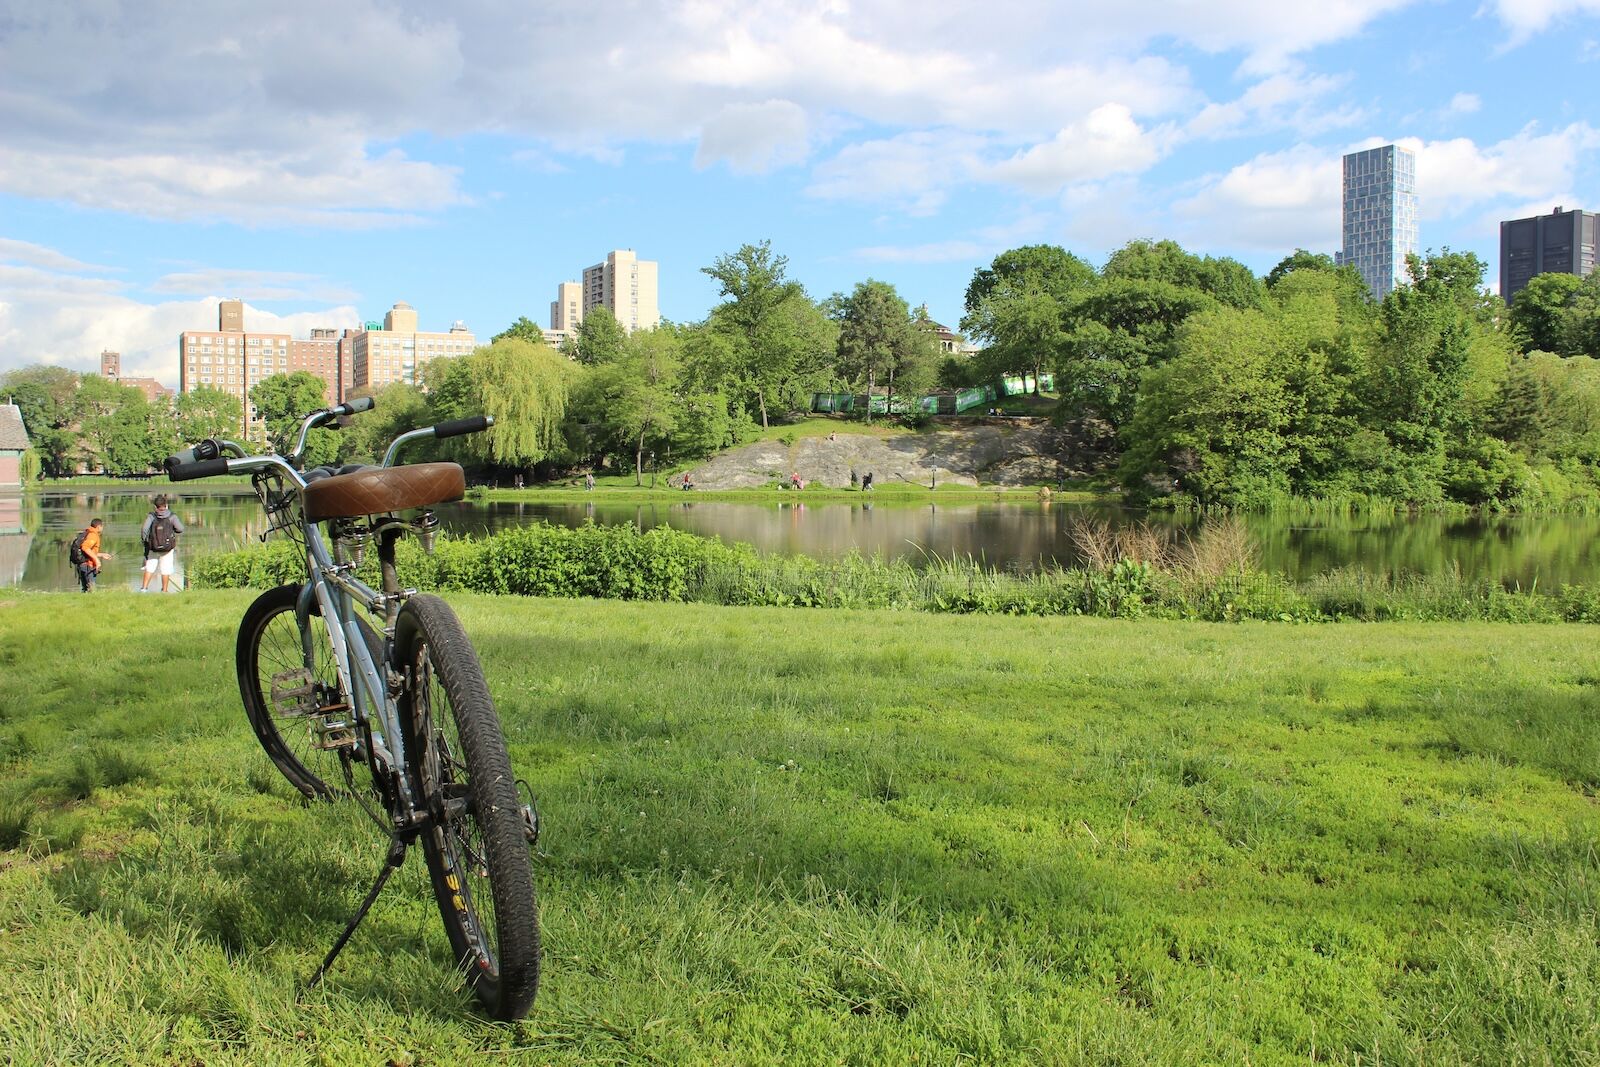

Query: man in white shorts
[[140, 494, 185, 592]]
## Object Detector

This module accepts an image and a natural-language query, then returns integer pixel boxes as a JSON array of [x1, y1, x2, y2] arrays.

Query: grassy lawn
[[1, 591, 1596, 1064]]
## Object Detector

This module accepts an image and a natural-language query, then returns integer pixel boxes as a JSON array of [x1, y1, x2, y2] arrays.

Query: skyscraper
[[1336, 144, 1418, 299], [1499, 206, 1598, 302], [580, 250, 659, 334]]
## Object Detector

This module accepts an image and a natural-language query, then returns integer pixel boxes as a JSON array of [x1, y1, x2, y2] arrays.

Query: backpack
[[147, 513, 177, 554], [69, 530, 89, 566]]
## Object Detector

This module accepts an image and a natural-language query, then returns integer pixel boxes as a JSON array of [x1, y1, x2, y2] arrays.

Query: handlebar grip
[[335, 397, 375, 417], [433, 415, 494, 439], [165, 439, 221, 467], [166, 457, 231, 482]]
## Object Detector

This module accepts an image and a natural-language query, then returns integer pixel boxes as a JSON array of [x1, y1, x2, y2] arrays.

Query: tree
[[429, 337, 576, 469], [1057, 279, 1218, 428], [961, 245, 1096, 391], [570, 306, 627, 366], [702, 241, 835, 427], [492, 316, 545, 345], [834, 280, 933, 422], [1557, 271, 1600, 358], [252, 371, 340, 466], [337, 382, 429, 464], [1103, 239, 1265, 310], [2, 365, 80, 476], [175, 385, 244, 444], [76, 375, 147, 473], [1265, 249, 1338, 289], [577, 329, 681, 483], [1118, 307, 1295, 505]]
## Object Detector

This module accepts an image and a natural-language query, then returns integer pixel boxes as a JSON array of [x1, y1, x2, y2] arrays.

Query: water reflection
[[10, 488, 1600, 591]]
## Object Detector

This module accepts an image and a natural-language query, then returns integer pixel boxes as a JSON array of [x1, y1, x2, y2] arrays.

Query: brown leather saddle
[[302, 462, 466, 522]]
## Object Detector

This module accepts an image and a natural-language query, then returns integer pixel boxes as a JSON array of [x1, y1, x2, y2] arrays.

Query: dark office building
[[1500, 206, 1598, 302]]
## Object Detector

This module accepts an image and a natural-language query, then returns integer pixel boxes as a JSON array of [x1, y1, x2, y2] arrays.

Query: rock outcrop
[[684, 421, 1093, 490]]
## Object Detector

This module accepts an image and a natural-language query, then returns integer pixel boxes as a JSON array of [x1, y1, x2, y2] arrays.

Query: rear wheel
[[237, 583, 347, 800], [396, 594, 539, 1020]]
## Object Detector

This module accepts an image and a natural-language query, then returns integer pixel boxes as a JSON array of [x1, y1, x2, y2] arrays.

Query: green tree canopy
[[833, 279, 935, 421], [702, 241, 836, 427], [429, 337, 576, 468], [2, 365, 81, 476], [961, 245, 1096, 392], [571, 307, 627, 366], [492, 316, 545, 344], [174, 385, 244, 445], [575, 328, 681, 483], [251, 371, 340, 466], [1265, 249, 1338, 289], [1103, 239, 1265, 310]]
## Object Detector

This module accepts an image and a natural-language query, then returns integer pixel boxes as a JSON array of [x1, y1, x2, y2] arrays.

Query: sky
[[2, 0, 1599, 387]]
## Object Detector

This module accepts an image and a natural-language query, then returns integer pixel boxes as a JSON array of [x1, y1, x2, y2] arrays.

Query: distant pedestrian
[[585, 472, 595, 491], [862, 471, 874, 492], [140, 494, 184, 592], [791, 471, 803, 490], [70, 518, 112, 592], [850, 468, 858, 488]]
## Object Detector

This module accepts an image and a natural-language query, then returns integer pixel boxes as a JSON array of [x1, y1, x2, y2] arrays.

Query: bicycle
[[164, 399, 540, 1020]]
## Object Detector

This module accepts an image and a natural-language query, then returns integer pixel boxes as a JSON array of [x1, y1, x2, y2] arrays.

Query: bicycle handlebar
[[167, 457, 231, 481], [433, 416, 492, 440]]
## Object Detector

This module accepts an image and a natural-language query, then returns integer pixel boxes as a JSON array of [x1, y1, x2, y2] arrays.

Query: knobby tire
[[395, 594, 540, 1020]]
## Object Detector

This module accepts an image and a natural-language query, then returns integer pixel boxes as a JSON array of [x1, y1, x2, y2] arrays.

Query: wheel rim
[[252, 604, 345, 793], [415, 641, 501, 978]]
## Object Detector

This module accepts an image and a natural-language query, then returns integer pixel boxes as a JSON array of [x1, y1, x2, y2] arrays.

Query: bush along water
[[186, 519, 1600, 623]]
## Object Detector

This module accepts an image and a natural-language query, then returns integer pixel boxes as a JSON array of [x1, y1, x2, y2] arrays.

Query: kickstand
[[305, 836, 409, 990]]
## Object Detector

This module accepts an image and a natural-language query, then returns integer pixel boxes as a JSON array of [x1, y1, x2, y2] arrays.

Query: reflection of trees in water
[[17, 491, 1600, 590]]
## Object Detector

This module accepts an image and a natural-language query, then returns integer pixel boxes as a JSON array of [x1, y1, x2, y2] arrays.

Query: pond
[[8, 487, 1600, 594]]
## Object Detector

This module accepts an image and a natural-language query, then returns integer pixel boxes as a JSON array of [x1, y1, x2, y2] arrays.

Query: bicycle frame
[[190, 409, 480, 823]]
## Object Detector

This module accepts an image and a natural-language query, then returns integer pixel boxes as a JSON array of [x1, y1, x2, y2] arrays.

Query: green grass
[[1, 591, 1597, 1063]]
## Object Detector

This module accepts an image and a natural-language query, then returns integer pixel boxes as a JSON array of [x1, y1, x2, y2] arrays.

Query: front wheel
[[396, 594, 539, 1020], [238, 584, 347, 800]]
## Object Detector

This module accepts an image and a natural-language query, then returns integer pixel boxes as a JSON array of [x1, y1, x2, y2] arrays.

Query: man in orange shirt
[[74, 518, 113, 592]]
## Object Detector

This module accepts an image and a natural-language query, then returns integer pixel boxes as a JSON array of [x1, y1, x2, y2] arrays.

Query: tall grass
[[188, 520, 1600, 623]]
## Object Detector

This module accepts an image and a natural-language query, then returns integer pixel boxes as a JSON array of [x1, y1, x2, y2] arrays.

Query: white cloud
[[0, 241, 360, 382], [0, 0, 1421, 224], [806, 131, 988, 215], [1168, 123, 1600, 256], [1169, 145, 1342, 251], [0, 145, 465, 228], [1448, 91, 1483, 114], [695, 100, 811, 174], [1483, 0, 1600, 43], [0, 292, 360, 385], [0, 240, 117, 275], [984, 106, 1174, 196], [1392, 122, 1600, 217], [1186, 68, 1364, 139]]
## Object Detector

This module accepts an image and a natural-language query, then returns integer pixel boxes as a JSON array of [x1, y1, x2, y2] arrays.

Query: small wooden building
[[0, 403, 31, 489]]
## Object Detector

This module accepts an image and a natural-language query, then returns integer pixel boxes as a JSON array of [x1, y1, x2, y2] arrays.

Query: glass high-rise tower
[[1336, 144, 1418, 299]]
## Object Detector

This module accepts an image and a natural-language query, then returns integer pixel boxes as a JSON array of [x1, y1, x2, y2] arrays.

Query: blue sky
[[2, 0, 1598, 386]]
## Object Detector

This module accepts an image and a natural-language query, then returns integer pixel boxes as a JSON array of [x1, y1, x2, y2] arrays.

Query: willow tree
[[429, 338, 575, 469]]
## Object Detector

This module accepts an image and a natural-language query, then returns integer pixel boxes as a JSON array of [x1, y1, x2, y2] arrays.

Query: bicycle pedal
[[313, 716, 359, 750], [270, 668, 317, 716], [313, 729, 358, 751]]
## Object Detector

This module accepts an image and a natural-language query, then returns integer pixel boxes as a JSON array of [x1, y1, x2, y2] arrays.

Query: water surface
[[8, 488, 1600, 593]]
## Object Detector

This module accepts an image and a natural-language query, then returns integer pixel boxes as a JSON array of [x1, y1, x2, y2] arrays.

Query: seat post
[[377, 527, 404, 621]]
